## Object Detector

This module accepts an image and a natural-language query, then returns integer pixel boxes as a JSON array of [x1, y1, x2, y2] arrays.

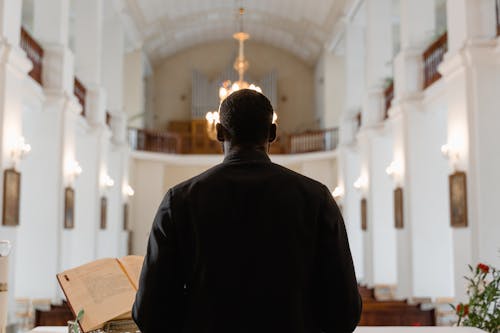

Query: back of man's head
[[219, 89, 274, 145]]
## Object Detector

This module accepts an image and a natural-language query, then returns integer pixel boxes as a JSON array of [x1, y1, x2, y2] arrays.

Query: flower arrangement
[[453, 263, 499, 333]]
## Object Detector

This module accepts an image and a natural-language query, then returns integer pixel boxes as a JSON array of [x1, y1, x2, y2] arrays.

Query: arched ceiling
[[123, 0, 347, 65]]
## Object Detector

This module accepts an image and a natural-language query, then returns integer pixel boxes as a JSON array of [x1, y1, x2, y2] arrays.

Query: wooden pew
[[34, 301, 73, 327], [358, 286, 436, 326]]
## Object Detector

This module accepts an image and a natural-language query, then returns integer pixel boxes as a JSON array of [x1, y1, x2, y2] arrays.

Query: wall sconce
[[124, 184, 135, 197], [11, 136, 31, 165], [102, 174, 115, 189], [332, 186, 344, 200], [353, 176, 367, 191], [441, 143, 460, 161], [67, 160, 82, 184], [385, 160, 402, 180]]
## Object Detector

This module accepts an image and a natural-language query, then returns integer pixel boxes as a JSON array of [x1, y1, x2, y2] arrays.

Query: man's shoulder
[[170, 161, 328, 197], [270, 162, 329, 191], [169, 163, 225, 194]]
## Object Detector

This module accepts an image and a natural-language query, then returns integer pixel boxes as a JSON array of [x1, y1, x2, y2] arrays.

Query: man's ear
[[216, 123, 226, 142], [268, 123, 277, 143]]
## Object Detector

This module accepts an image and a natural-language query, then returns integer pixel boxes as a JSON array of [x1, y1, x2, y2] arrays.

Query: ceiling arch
[[123, 0, 347, 65]]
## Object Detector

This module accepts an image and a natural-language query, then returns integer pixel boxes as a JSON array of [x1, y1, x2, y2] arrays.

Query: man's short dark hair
[[219, 89, 274, 145]]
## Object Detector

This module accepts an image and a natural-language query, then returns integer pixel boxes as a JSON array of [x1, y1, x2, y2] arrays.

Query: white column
[[0, 0, 31, 324], [337, 141, 363, 281], [358, 129, 396, 288], [314, 49, 345, 128], [440, 0, 499, 301], [124, 50, 145, 128], [337, 21, 366, 282], [391, 0, 455, 301], [358, 0, 397, 290], [71, 0, 108, 266], [28, 0, 80, 298], [97, 4, 128, 258], [363, 0, 393, 126], [345, 22, 365, 117], [74, 0, 106, 126]]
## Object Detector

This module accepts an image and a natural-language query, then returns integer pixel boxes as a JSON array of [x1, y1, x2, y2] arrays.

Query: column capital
[[42, 45, 74, 95], [362, 85, 385, 127], [0, 40, 32, 79], [393, 48, 425, 98]]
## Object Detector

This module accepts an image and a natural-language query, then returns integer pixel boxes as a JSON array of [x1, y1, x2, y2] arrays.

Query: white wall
[[152, 40, 316, 133]]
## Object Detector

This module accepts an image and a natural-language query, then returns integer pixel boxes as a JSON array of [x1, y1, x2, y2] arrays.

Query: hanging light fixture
[[206, 7, 277, 140]]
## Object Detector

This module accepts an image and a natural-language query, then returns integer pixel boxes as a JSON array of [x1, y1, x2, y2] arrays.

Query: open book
[[57, 255, 144, 332]]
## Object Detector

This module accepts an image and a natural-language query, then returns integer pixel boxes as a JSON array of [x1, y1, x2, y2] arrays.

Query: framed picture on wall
[[64, 187, 75, 229], [449, 171, 468, 228], [123, 203, 129, 231], [361, 198, 367, 231], [2, 169, 21, 226], [100, 197, 107, 230], [394, 187, 404, 229]]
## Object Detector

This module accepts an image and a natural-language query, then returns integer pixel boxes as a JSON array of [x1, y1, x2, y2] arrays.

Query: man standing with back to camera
[[132, 89, 362, 333]]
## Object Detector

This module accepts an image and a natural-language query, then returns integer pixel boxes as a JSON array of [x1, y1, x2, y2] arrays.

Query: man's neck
[[223, 142, 269, 157]]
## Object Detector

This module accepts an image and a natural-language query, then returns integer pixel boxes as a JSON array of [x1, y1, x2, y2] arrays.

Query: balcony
[[106, 112, 112, 127], [128, 127, 339, 155], [384, 80, 394, 119], [422, 32, 448, 89], [73, 77, 86, 116], [497, 0, 500, 36], [285, 128, 339, 154], [20, 27, 44, 85]]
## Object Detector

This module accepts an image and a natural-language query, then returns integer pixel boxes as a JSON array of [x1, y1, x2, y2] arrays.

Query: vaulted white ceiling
[[122, 0, 347, 65]]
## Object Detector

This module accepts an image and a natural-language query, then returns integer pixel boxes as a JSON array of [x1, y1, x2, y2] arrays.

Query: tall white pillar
[[30, 0, 80, 296], [337, 21, 366, 282], [314, 49, 345, 128], [71, 0, 108, 266], [358, 0, 397, 290], [363, 0, 393, 126], [337, 141, 363, 281], [440, 0, 499, 301], [97, 3, 128, 258], [391, 0, 455, 300], [74, 0, 106, 127], [124, 50, 145, 129], [0, 0, 32, 325]]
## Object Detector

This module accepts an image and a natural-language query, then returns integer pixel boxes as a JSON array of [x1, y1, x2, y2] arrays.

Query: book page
[[57, 258, 136, 332], [117, 255, 144, 290]]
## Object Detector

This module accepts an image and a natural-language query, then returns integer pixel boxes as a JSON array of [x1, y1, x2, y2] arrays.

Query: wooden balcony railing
[[20, 27, 44, 85], [128, 127, 339, 155], [286, 128, 339, 154], [422, 32, 448, 89], [384, 81, 394, 119], [356, 112, 362, 130], [128, 128, 190, 154], [496, 0, 500, 36], [106, 112, 112, 127], [74, 77, 86, 116]]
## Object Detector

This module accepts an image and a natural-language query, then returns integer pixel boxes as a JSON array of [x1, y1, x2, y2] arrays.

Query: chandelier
[[206, 8, 277, 141]]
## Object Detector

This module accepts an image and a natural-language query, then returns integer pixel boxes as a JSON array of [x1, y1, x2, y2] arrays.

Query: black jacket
[[132, 149, 362, 333]]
